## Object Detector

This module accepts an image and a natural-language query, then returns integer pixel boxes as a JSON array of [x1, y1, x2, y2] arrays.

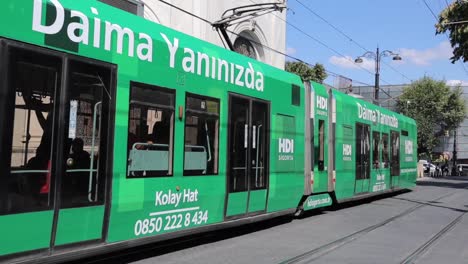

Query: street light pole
[[452, 129, 458, 175], [355, 47, 401, 105], [375, 47, 380, 104]]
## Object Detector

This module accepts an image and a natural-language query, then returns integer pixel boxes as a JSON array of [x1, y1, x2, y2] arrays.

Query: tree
[[396, 77, 466, 157], [285, 61, 328, 83], [435, 1, 468, 63]]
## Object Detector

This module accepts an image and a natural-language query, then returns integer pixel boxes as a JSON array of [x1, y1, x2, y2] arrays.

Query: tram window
[[292, 84, 300, 106], [356, 123, 370, 180], [382, 133, 390, 169], [390, 131, 400, 176], [183, 94, 219, 176], [372, 132, 380, 169], [402, 130, 408, 136], [318, 119, 325, 171], [127, 83, 175, 177], [1, 47, 61, 214], [61, 60, 112, 208]]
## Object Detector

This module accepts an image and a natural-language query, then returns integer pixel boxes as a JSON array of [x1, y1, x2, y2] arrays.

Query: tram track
[[400, 209, 467, 263], [279, 190, 461, 264]]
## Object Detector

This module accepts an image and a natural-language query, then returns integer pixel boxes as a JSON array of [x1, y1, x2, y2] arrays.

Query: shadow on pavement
[[66, 216, 293, 264], [417, 178, 468, 189]]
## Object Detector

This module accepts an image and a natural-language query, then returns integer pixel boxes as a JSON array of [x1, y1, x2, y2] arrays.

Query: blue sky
[[285, 0, 468, 87]]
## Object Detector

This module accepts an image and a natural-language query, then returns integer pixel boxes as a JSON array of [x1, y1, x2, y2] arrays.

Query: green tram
[[0, 0, 417, 262]]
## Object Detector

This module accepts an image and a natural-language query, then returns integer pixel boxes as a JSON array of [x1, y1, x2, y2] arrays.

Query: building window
[[233, 36, 256, 59], [127, 83, 175, 177], [184, 94, 220, 176]]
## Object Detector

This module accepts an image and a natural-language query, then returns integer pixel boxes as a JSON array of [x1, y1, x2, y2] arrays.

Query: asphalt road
[[83, 176, 468, 264]]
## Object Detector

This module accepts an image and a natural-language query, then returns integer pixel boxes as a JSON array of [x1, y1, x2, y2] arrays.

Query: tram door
[[225, 95, 269, 218], [390, 131, 400, 187], [0, 42, 114, 255], [53, 59, 114, 246], [355, 123, 371, 194]]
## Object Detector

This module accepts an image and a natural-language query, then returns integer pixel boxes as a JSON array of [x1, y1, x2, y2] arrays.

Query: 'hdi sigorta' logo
[[278, 138, 294, 161]]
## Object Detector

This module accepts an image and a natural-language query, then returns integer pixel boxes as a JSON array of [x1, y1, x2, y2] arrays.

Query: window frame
[[382, 132, 390, 169], [183, 93, 220, 176], [372, 131, 380, 169], [126, 82, 176, 178]]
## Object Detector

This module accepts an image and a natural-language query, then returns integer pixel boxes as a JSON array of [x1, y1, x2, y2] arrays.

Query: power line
[[293, 0, 413, 83], [294, 0, 368, 53], [155, 0, 379, 87], [157, 0, 211, 24], [244, 0, 390, 83], [268, 7, 393, 84]]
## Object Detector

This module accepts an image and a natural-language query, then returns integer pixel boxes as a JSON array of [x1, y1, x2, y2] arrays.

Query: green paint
[[0, 211, 53, 255], [248, 190, 267, 213], [226, 192, 248, 217], [331, 89, 417, 201], [312, 83, 329, 193], [0, 0, 418, 259], [55, 206, 104, 245]]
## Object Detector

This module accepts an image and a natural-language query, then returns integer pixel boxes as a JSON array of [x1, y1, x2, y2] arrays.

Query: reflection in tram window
[[373, 132, 380, 169], [184, 95, 219, 176], [382, 133, 390, 169], [61, 60, 111, 208], [127, 83, 175, 177], [356, 123, 370, 180], [318, 119, 325, 171], [1, 48, 60, 214], [391, 131, 400, 176]]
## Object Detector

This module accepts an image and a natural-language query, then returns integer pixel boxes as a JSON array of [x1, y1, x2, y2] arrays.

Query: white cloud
[[446, 80, 468, 86], [329, 55, 374, 71], [329, 41, 454, 71], [398, 41, 453, 66], [286, 47, 296, 55]]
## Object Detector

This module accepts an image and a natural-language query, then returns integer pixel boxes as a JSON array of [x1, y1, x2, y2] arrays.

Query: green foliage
[[436, 1, 468, 63], [397, 77, 466, 156], [285, 61, 328, 83]]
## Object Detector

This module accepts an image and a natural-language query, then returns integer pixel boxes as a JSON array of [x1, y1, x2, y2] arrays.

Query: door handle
[[244, 124, 248, 148], [252, 125, 256, 149]]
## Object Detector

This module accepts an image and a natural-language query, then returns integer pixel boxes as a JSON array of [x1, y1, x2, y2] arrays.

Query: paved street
[[83, 176, 468, 264]]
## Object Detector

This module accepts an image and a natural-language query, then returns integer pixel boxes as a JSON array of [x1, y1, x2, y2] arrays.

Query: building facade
[[99, 0, 287, 69]]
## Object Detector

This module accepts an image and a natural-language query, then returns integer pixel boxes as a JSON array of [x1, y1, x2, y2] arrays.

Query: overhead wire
[[156, 0, 376, 87], [293, 0, 413, 83]]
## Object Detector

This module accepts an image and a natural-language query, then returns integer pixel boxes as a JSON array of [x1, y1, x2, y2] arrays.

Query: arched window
[[233, 36, 257, 59]]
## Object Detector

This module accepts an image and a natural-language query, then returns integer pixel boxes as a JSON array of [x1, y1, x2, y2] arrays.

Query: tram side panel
[[332, 91, 359, 201], [332, 90, 418, 202], [267, 82, 306, 212], [397, 116, 418, 188]]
